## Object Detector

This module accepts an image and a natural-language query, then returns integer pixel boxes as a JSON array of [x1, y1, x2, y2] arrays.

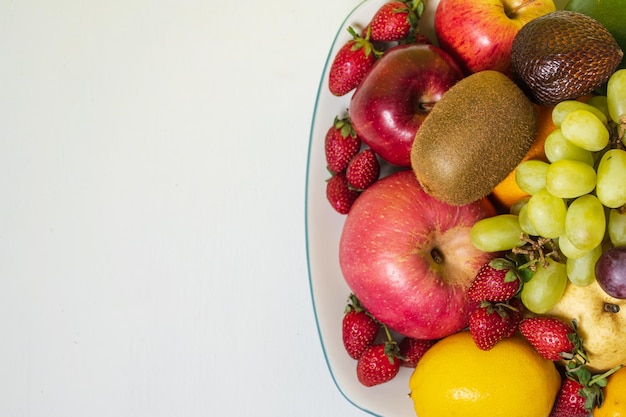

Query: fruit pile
[[319, 0, 626, 416], [470, 86, 626, 313]]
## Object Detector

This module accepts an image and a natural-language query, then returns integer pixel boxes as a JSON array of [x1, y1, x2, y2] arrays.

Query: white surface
[[0, 0, 370, 416], [306, 1, 439, 416]]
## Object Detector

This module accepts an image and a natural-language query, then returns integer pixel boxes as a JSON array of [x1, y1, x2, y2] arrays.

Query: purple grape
[[595, 246, 626, 299]]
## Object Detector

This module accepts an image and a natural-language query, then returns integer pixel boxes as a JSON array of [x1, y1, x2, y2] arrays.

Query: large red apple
[[339, 170, 498, 340], [434, 0, 556, 75], [349, 43, 463, 167]]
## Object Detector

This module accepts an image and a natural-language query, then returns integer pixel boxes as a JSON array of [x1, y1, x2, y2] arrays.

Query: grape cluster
[[470, 69, 626, 314]]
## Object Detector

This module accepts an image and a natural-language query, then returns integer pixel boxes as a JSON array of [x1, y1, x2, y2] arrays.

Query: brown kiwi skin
[[410, 70, 537, 206]]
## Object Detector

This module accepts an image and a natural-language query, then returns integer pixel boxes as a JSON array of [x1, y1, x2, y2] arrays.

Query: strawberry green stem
[[589, 364, 623, 387]]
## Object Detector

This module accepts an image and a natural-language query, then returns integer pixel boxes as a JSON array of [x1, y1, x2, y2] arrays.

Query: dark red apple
[[349, 43, 463, 167], [339, 170, 498, 340]]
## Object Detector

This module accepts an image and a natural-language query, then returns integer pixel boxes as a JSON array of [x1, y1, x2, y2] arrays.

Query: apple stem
[[604, 302, 620, 313], [506, 0, 537, 18], [419, 102, 436, 111], [430, 248, 444, 264]]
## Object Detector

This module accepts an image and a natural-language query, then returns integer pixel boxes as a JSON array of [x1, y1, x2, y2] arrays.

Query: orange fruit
[[489, 103, 554, 211], [408, 331, 561, 417], [594, 366, 626, 417]]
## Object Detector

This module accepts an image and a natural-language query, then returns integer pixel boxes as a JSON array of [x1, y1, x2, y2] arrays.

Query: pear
[[547, 279, 626, 372]]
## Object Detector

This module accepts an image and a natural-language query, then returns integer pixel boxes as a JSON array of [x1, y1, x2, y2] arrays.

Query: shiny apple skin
[[434, 0, 556, 75], [339, 170, 498, 340], [349, 43, 463, 167]]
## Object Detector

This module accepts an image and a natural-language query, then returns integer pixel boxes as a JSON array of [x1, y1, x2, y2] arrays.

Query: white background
[[0, 0, 370, 416]]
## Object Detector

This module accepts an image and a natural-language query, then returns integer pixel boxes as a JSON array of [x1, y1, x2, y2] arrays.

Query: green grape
[[596, 149, 626, 208], [561, 109, 610, 152], [526, 189, 567, 238], [586, 95, 610, 119], [515, 160, 548, 195], [552, 100, 608, 126], [565, 194, 606, 252], [543, 129, 594, 166], [607, 69, 626, 125], [470, 214, 525, 252], [608, 208, 626, 246], [520, 258, 567, 314], [509, 196, 530, 216], [566, 244, 602, 287], [545, 159, 596, 198], [518, 203, 538, 236], [558, 233, 588, 260]]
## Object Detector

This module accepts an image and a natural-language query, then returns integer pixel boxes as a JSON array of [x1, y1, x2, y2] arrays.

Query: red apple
[[349, 43, 463, 167], [434, 0, 556, 75], [339, 170, 497, 340]]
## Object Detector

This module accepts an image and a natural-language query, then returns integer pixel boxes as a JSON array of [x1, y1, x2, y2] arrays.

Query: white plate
[[305, 1, 568, 416], [305, 1, 440, 415]]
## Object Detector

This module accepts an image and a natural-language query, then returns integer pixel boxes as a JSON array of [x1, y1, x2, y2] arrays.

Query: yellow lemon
[[408, 331, 560, 417], [594, 366, 626, 417]]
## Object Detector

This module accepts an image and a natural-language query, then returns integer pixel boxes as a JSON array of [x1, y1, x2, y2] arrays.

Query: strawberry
[[326, 173, 360, 214], [504, 297, 524, 337], [550, 378, 589, 417], [369, 1, 412, 42], [519, 317, 577, 361], [468, 258, 521, 303], [552, 362, 624, 417], [324, 116, 361, 174], [346, 149, 380, 191], [411, 32, 432, 45], [398, 337, 436, 368], [342, 294, 380, 360], [356, 342, 401, 387], [328, 27, 380, 96], [469, 301, 517, 350], [367, 0, 427, 44]]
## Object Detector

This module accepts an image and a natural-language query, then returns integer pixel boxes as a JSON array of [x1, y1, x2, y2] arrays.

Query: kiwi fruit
[[410, 70, 537, 206], [511, 10, 623, 106]]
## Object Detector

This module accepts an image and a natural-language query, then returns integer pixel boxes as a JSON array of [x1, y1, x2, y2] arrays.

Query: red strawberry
[[369, 1, 412, 42], [356, 342, 401, 386], [468, 258, 521, 303], [549, 378, 590, 417], [328, 27, 380, 96], [552, 362, 623, 417], [469, 302, 517, 350], [519, 317, 577, 361], [325, 116, 361, 174], [346, 149, 380, 191], [326, 173, 360, 214], [411, 32, 432, 45], [342, 294, 380, 360], [505, 297, 524, 337], [398, 337, 436, 368]]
